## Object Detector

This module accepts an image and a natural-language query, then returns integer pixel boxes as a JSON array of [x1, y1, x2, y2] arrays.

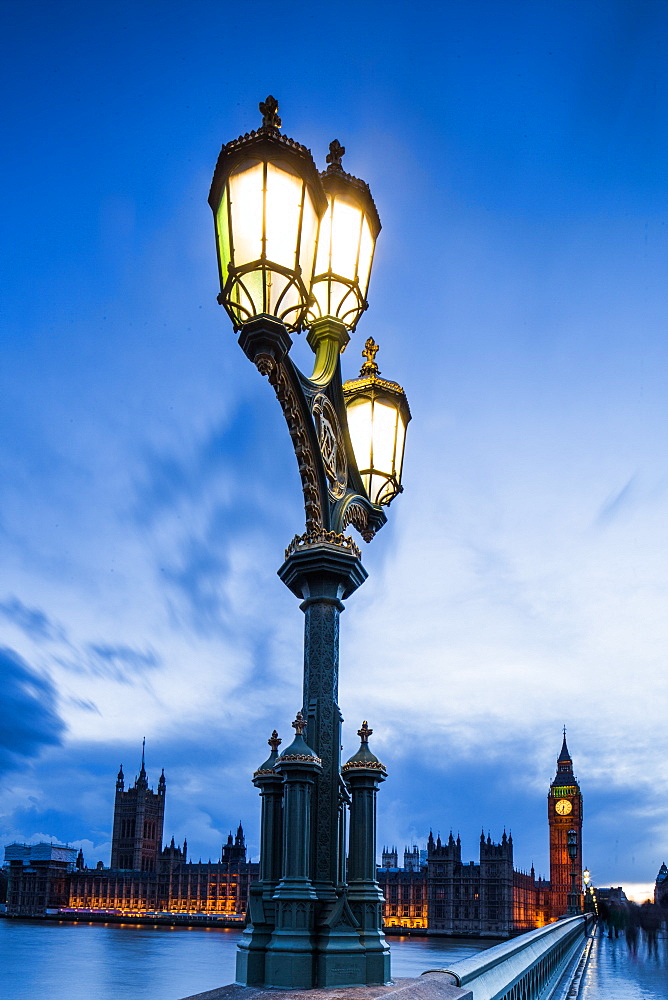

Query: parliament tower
[[110, 741, 165, 871], [548, 731, 583, 917]]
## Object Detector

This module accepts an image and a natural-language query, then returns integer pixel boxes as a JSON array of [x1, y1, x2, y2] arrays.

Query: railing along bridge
[[421, 914, 594, 1000]]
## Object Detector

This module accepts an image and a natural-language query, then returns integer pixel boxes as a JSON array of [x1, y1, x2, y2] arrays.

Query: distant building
[[4, 842, 77, 916], [377, 735, 580, 936], [595, 886, 628, 908], [403, 845, 421, 872], [654, 864, 667, 908], [378, 862, 428, 929], [548, 732, 583, 916], [110, 740, 165, 871], [4, 749, 257, 923], [5, 736, 588, 934], [381, 846, 398, 868]]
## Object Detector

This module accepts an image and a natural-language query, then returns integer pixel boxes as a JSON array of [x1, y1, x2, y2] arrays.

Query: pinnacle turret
[[553, 728, 577, 785]]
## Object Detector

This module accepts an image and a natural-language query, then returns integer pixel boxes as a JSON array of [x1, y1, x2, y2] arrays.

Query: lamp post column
[[342, 722, 391, 984], [264, 716, 321, 990], [278, 541, 367, 895], [278, 540, 369, 986], [236, 732, 284, 986]]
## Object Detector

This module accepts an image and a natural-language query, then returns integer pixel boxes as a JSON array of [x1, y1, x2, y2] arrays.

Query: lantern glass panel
[[346, 395, 405, 505], [228, 163, 263, 265], [310, 190, 376, 330], [265, 162, 303, 270], [371, 400, 399, 477], [298, 193, 319, 287], [216, 187, 231, 274], [357, 215, 374, 295], [395, 411, 407, 478], [330, 197, 362, 277], [346, 397, 373, 492]]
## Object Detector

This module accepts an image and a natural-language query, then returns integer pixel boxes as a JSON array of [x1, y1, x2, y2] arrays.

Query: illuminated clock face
[[555, 798, 572, 816]]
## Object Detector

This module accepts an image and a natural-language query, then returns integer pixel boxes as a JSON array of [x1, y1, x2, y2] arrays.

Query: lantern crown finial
[[259, 95, 281, 131], [268, 730, 282, 752], [326, 139, 346, 172], [360, 337, 380, 376], [358, 720, 373, 743], [292, 711, 307, 736]]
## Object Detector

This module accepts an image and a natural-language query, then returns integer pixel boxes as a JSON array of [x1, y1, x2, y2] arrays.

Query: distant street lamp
[[209, 97, 410, 990], [582, 867, 596, 916]]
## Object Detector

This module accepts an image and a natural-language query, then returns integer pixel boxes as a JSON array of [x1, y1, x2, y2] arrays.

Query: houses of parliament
[[378, 733, 584, 935], [4, 735, 584, 936]]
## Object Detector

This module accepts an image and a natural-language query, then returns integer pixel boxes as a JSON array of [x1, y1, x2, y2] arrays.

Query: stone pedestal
[[178, 974, 473, 1000]]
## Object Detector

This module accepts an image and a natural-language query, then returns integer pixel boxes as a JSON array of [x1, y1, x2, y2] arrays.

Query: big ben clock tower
[[548, 731, 583, 918]]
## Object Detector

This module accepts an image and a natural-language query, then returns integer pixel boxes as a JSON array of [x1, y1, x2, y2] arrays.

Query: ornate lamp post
[[567, 829, 580, 915], [209, 98, 410, 990]]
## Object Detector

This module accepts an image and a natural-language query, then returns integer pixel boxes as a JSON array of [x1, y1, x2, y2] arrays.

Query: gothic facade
[[5, 752, 258, 922], [6, 736, 583, 936], [547, 732, 583, 917], [377, 736, 580, 936], [378, 830, 550, 937], [110, 745, 166, 872]]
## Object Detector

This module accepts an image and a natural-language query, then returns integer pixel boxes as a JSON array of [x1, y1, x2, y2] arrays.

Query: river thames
[[2, 920, 667, 1000], [0, 921, 492, 1000]]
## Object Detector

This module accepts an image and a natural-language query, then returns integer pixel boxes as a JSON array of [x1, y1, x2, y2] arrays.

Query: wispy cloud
[[0, 648, 65, 773], [594, 475, 637, 527], [86, 643, 160, 679], [0, 596, 66, 643]]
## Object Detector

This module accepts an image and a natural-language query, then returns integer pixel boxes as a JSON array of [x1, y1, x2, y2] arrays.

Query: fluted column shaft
[[278, 543, 367, 899]]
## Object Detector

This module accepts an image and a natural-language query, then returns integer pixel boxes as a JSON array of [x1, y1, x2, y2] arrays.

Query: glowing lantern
[[343, 338, 411, 505], [209, 96, 327, 332], [307, 140, 381, 332]]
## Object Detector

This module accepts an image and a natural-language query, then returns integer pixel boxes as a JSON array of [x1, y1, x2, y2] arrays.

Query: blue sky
[[1, 0, 667, 898]]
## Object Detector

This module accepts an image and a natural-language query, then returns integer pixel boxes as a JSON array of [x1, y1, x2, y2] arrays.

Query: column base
[[315, 893, 367, 987], [235, 885, 276, 986], [348, 887, 392, 985]]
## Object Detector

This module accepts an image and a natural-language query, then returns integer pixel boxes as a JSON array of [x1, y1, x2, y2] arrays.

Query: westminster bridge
[[178, 913, 668, 1000]]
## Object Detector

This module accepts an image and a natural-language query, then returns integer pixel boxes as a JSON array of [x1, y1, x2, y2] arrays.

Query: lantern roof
[[277, 712, 322, 766], [342, 721, 386, 775], [254, 730, 282, 776], [342, 338, 411, 421], [320, 140, 381, 239], [208, 96, 327, 217]]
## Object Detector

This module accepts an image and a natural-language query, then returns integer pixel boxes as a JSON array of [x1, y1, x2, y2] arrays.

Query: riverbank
[[1, 910, 245, 929], [1, 911, 507, 940]]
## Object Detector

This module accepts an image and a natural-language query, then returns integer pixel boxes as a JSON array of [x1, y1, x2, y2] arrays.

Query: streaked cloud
[[594, 475, 637, 527], [0, 597, 66, 643], [0, 648, 65, 773]]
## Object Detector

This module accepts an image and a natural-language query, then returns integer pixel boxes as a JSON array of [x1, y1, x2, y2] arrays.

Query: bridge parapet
[[422, 915, 594, 1000]]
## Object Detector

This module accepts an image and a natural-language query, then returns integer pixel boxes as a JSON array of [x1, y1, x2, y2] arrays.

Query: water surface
[[0, 921, 491, 1000]]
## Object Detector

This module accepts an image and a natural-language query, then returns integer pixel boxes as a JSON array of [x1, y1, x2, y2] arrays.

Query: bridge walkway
[[578, 927, 667, 1000]]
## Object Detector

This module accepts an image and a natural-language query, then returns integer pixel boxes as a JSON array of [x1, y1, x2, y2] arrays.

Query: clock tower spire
[[548, 729, 583, 918]]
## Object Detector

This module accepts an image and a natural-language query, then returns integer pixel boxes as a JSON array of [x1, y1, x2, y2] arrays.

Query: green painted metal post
[[236, 733, 284, 986], [264, 719, 321, 989], [278, 542, 371, 987], [343, 724, 391, 985]]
